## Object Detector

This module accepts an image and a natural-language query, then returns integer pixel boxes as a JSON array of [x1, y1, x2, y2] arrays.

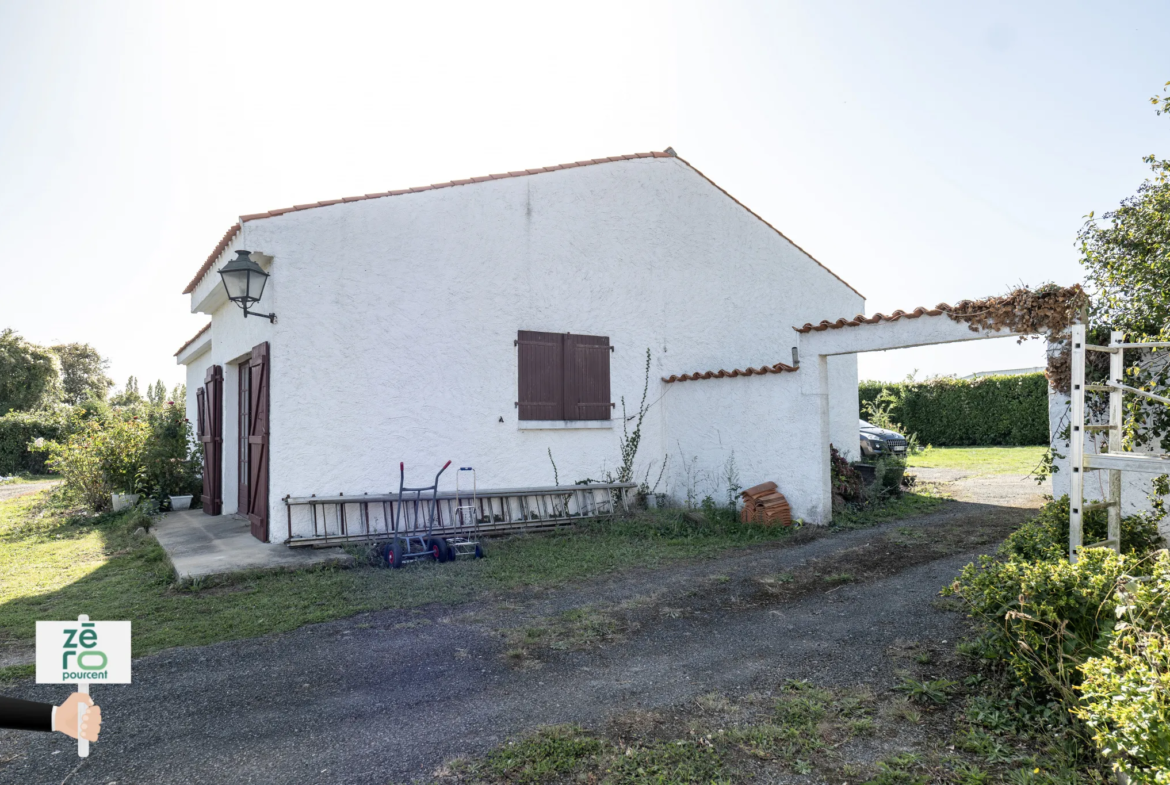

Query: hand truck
[[449, 466, 485, 560], [382, 460, 451, 568]]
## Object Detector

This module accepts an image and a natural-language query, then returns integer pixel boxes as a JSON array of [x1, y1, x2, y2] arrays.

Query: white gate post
[[1107, 330, 1124, 551], [1069, 324, 1086, 563]]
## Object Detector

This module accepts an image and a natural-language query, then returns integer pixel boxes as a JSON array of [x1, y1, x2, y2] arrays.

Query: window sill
[[517, 420, 614, 430]]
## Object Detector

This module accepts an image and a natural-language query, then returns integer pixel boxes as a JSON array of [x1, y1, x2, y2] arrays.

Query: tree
[[109, 376, 142, 407], [1077, 82, 1170, 450], [0, 329, 62, 414], [51, 343, 113, 405], [145, 379, 170, 406]]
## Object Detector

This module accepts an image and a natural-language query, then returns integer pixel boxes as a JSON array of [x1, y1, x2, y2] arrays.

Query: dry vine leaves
[[943, 284, 1089, 394]]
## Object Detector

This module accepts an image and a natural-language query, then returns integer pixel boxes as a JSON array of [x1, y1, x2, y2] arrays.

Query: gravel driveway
[[0, 480, 60, 504], [0, 478, 1040, 784]]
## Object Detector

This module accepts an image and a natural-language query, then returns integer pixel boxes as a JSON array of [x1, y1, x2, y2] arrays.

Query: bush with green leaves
[[39, 400, 200, 510], [41, 413, 149, 509], [859, 373, 1049, 446], [0, 409, 70, 474], [997, 495, 1163, 563], [139, 400, 201, 503], [945, 495, 1164, 697], [947, 487, 1170, 776], [947, 546, 1132, 697], [1076, 551, 1170, 784]]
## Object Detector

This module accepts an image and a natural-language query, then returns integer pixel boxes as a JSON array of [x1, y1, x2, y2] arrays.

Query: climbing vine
[[942, 283, 1089, 395]]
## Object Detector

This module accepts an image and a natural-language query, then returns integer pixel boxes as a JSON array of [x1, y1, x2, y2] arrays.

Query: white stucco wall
[[181, 156, 864, 538]]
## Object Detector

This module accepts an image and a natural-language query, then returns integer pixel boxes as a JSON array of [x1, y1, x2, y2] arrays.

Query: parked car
[[859, 419, 908, 459]]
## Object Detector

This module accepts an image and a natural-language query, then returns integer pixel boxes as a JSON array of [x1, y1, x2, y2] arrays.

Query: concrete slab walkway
[[152, 509, 352, 579]]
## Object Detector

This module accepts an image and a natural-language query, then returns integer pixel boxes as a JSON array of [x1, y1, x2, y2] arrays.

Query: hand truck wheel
[[428, 538, 449, 563], [384, 540, 404, 569]]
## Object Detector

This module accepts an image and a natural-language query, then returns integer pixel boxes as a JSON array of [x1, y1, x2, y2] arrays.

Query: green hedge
[[0, 410, 69, 475], [858, 373, 1049, 446]]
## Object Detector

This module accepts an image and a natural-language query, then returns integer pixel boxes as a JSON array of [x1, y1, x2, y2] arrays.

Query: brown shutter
[[195, 387, 206, 442], [517, 330, 564, 420], [200, 365, 224, 515], [565, 334, 612, 420], [246, 342, 270, 542]]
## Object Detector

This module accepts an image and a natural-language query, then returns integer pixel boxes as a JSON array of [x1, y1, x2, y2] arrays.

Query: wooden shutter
[[565, 334, 611, 420], [200, 365, 223, 515], [517, 330, 564, 420], [246, 342, 270, 542], [237, 360, 250, 516]]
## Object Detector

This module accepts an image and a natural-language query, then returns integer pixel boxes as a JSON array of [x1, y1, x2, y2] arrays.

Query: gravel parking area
[[0, 477, 1037, 785]]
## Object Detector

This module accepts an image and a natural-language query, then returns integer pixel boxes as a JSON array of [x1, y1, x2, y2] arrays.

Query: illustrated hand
[[53, 693, 101, 742]]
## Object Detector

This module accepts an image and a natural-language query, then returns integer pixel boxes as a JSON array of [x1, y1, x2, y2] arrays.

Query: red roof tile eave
[[792, 304, 965, 333], [662, 362, 798, 384], [174, 321, 211, 357], [181, 149, 863, 299]]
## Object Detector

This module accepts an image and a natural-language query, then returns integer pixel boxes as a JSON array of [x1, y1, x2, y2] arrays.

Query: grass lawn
[[906, 445, 1047, 476], [0, 485, 945, 682]]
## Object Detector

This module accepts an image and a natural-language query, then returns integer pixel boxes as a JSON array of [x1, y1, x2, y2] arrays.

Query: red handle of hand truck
[[441, 460, 452, 470]]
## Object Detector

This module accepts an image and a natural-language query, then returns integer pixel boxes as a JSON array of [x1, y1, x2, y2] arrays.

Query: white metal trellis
[[1068, 324, 1170, 563]]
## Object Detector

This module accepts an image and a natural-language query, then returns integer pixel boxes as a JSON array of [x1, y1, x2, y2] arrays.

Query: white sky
[[1, 0, 1166, 390]]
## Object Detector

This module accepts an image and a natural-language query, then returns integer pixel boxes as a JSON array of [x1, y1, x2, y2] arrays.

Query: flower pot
[[168, 495, 194, 511], [111, 492, 141, 512]]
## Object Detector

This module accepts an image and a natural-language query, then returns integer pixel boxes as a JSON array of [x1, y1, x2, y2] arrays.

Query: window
[[517, 330, 612, 421]]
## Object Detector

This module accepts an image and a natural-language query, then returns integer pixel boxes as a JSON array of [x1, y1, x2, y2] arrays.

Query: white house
[[175, 149, 868, 543]]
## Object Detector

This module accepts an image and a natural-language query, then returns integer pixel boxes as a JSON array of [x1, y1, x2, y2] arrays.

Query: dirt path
[[0, 490, 1034, 785], [0, 480, 60, 504]]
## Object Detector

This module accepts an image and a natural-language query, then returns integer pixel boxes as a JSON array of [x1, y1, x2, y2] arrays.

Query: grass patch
[[485, 725, 602, 783], [906, 446, 1047, 475], [0, 488, 838, 669], [438, 667, 1107, 784], [0, 477, 954, 672], [832, 488, 947, 529]]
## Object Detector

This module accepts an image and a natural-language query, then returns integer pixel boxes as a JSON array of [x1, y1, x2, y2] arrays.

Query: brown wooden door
[[200, 365, 224, 515], [237, 359, 250, 515], [245, 342, 270, 541]]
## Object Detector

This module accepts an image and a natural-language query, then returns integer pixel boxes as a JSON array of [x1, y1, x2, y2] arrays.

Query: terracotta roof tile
[[182, 149, 862, 298], [662, 361, 798, 384], [793, 303, 969, 333], [173, 321, 211, 357]]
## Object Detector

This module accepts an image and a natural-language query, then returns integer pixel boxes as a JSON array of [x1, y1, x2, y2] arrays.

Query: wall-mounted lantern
[[218, 250, 275, 322]]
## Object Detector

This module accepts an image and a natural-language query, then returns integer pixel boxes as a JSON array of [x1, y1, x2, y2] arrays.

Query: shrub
[[945, 496, 1165, 698], [41, 413, 149, 510], [947, 546, 1130, 696], [0, 409, 70, 474], [998, 495, 1164, 563], [872, 454, 906, 493], [859, 373, 1049, 446], [38, 401, 200, 511], [1076, 552, 1170, 783], [139, 401, 201, 503], [830, 444, 862, 502]]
